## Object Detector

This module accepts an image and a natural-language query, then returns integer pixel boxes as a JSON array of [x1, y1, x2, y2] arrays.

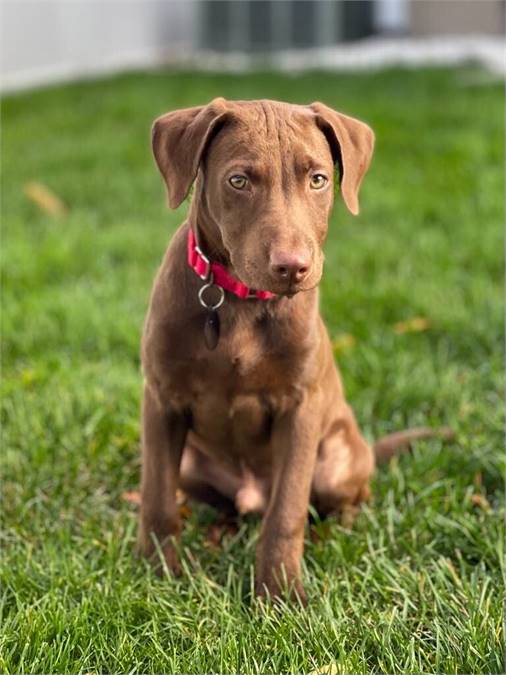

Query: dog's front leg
[[255, 397, 319, 604], [137, 382, 187, 575]]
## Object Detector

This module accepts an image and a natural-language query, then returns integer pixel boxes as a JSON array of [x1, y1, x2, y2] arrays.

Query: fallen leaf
[[332, 333, 356, 354], [24, 181, 67, 216], [121, 490, 141, 506], [470, 493, 491, 511], [309, 664, 339, 675], [393, 316, 431, 334], [178, 503, 192, 520]]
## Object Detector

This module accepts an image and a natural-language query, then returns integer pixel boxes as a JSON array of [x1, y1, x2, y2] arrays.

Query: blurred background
[[2, 3, 504, 673], [2, 0, 504, 91]]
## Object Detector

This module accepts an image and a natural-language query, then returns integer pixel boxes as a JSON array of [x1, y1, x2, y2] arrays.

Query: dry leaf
[[121, 490, 141, 506], [24, 181, 67, 216], [178, 503, 192, 520], [332, 333, 356, 354], [309, 664, 339, 675], [393, 316, 431, 334], [470, 493, 491, 511]]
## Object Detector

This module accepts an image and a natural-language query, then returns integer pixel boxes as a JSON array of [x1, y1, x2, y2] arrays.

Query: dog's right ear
[[151, 97, 229, 209], [309, 102, 375, 216]]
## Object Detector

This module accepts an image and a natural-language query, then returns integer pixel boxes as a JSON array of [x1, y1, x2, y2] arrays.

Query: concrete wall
[[1, 0, 503, 93], [0, 0, 197, 91], [410, 0, 505, 36]]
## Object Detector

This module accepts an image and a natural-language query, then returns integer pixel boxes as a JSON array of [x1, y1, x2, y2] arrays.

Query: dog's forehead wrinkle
[[220, 103, 322, 182], [260, 103, 312, 188]]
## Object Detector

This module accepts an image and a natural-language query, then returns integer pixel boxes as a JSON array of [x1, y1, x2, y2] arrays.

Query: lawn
[[1, 67, 504, 674]]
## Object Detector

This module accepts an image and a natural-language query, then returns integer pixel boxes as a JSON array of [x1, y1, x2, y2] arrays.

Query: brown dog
[[138, 97, 418, 602]]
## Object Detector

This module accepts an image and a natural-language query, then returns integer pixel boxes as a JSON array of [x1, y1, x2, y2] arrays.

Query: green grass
[[1, 67, 504, 674]]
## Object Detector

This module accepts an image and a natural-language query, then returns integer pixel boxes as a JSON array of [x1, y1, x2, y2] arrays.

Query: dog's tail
[[374, 426, 454, 463]]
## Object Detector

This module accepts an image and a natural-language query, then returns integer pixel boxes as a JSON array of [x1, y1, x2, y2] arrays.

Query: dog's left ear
[[152, 97, 230, 209], [310, 102, 375, 215]]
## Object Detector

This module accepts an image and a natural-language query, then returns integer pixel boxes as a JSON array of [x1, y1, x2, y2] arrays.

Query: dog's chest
[[176, 314, 297, 398], [191, 305, 308, 390], [162, 306, 310, 459]]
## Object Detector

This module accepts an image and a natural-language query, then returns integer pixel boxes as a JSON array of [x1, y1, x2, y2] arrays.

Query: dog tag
[[204, 309, 220, 350]]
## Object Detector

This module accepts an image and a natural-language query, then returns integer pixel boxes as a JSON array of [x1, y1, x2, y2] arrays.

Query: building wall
[[0, 0, 196, 91], [1, 0, 503, 93], [410, 0, 505, 36]]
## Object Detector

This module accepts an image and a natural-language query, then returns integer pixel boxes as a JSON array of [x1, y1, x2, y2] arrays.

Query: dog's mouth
[[231, 271, 307, 296], [263, 266, 323, 296], [290, 282, 322, 298], [228, 252, 322, 298], [278, 280, 317, 298], [237, 271, 321, 298]]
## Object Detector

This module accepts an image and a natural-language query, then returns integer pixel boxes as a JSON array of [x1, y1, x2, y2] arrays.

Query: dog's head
[[152, 98, 374, 295]]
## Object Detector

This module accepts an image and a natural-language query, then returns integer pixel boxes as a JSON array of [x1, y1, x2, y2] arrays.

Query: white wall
[[373, 0, 409, 34], [0, 0, 197, 92]]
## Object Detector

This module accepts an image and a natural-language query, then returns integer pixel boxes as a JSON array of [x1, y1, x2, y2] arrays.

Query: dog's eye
[[229, 175, 248, 190], [310, 174, 328, 190]]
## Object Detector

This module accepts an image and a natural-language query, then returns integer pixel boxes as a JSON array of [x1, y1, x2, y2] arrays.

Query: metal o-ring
[[198, 282, 225, 310]]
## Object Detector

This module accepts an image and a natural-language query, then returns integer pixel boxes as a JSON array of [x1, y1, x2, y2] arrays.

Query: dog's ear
[[309, 102, 375, 215], [152, 97, 229, 209]]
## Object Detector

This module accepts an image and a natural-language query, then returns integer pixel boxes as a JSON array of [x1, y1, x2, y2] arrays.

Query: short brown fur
[[139, 98, 376, 602]]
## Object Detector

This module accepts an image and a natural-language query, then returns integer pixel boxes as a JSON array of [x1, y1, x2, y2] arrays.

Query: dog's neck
[[188, 178, 231, 268]]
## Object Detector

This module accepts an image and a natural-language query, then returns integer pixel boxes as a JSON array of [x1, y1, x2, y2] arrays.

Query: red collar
[[187, 228, 275, 300]]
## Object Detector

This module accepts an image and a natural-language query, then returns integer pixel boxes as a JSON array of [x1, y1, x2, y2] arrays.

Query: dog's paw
[[255, 574, 307, 606], [137, 528, 181, 577], [235, 484, 266, 515]]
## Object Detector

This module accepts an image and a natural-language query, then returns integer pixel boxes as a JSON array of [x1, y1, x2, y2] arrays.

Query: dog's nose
[[270, 251, 311, 284]]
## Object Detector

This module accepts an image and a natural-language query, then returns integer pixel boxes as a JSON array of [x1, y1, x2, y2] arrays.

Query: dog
[[138, 98, 448, 603]]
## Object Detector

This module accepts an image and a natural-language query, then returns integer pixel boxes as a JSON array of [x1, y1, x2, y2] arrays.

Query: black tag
[[204, 309, 220, 350]]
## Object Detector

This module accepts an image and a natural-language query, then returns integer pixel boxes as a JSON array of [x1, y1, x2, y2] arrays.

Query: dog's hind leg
[[311, 411, 374, 525], [179, 445, 238, 511], [180, 446, 268, 515]]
